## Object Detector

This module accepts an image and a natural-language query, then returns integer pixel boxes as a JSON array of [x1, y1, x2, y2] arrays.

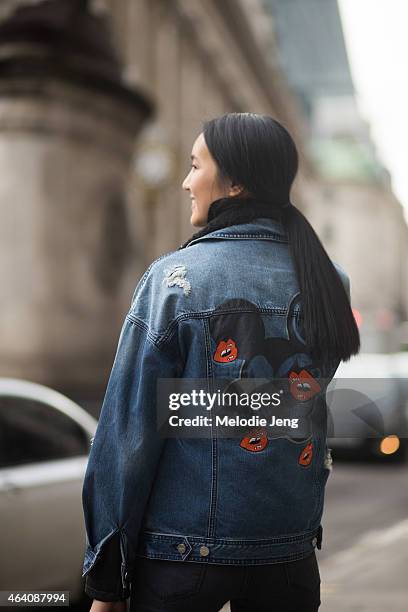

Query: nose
[[182, 172, 190, 192]]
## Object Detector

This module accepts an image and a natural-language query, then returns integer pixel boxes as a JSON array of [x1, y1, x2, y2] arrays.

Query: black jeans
[[129, 551, 321, 612]]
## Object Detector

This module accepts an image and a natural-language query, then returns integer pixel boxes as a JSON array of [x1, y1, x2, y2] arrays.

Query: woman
[[82, 112, 360, 612]]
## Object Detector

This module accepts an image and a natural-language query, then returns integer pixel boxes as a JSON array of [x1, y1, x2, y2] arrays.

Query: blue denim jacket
[[81, 216, 350, 601]]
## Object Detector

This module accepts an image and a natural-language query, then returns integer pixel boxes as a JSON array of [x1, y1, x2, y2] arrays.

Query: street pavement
[[319, 516, 408, 611], [221, 459, 408, 611]]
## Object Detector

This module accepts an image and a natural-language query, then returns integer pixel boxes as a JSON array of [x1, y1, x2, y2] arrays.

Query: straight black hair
[[202, 112, 360, 364]]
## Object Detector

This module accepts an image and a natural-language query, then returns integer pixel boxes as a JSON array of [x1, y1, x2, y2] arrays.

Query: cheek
[[190, 172, 202, 192]]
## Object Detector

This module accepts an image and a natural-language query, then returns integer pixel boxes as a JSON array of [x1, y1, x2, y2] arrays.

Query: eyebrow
[[190, 154, 198, 161]]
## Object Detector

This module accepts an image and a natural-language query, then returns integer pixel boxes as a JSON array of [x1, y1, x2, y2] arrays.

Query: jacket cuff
[[83, 532, 131, 601]]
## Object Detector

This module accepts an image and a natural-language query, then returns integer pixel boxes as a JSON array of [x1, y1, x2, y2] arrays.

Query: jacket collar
[[178, 195, 289, 250], [183, 217, 288, 248]]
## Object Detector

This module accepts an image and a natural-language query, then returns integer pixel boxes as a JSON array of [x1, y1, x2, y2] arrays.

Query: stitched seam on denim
[[204, 318, 218, 539], [136, 552, 312, 564], [212, 233, 286, 240], [192, 553, 308, 565], [141, 540, 314, 547], [125, 315, 148, 332], [188, 234, 288, 245], [156, 325, 179, 349], [140, 528, 319, 544], [210, 435, 218, 538], [125, 315, 161, 349], [205, 318, 213, 539], [194, 552, 310, 564], [127, 308, 301, 350], [125, 314, 175, 350], [159, 308, 290, 345]]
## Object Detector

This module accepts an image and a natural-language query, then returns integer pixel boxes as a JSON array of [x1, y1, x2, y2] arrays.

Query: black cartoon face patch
[[209, 297, 324, 455]]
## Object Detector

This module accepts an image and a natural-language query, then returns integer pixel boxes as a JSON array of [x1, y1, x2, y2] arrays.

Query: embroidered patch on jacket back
[[214, 338, 238, 362]]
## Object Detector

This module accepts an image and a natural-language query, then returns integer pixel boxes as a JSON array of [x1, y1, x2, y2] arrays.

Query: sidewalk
[[221, 518, 408, 611], [319, 517, 408, 611]]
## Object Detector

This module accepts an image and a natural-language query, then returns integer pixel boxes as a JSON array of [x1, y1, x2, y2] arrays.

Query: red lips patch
[[240, 429, 268, 452], [214, 338, 238, 363], [299, 442, 313, 466], [289, 369, 321, 401]]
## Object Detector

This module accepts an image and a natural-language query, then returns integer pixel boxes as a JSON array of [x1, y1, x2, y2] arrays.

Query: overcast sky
[[338, 0, 408, 223]]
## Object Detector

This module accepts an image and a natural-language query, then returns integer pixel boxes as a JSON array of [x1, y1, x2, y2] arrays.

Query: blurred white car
[[326, 352, 408, 461], [0, 378, 97, 604]]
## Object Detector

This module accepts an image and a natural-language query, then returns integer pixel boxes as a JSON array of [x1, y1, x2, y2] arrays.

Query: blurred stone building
[[0, 0, 320, 399], [265, 0, 408, 352]]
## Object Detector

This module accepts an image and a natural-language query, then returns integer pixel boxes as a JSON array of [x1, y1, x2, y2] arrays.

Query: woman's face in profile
[[182, 132, 230, 227]]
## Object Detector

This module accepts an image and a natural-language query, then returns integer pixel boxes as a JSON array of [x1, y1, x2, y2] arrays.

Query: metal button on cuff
[[199, 545, 210, 557], [311, 537, 317, 547], [177, 543, 186, 554]]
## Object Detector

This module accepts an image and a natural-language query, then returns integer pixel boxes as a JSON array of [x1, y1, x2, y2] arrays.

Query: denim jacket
[[81, 216, 350, 601]]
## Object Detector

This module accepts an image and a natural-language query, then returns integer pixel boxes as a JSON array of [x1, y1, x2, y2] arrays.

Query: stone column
[[0, 0, 154, 396]]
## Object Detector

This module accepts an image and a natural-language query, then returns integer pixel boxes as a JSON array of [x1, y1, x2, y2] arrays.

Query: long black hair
[[202, 112, 360, 364]]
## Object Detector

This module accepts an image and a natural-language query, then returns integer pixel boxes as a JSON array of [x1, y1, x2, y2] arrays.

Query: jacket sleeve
[[81, 268, 182, 601], [84, 532, 125, 601]]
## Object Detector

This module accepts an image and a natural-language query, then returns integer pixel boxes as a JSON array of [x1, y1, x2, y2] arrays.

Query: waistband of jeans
[[136, 525, 322, 565]]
